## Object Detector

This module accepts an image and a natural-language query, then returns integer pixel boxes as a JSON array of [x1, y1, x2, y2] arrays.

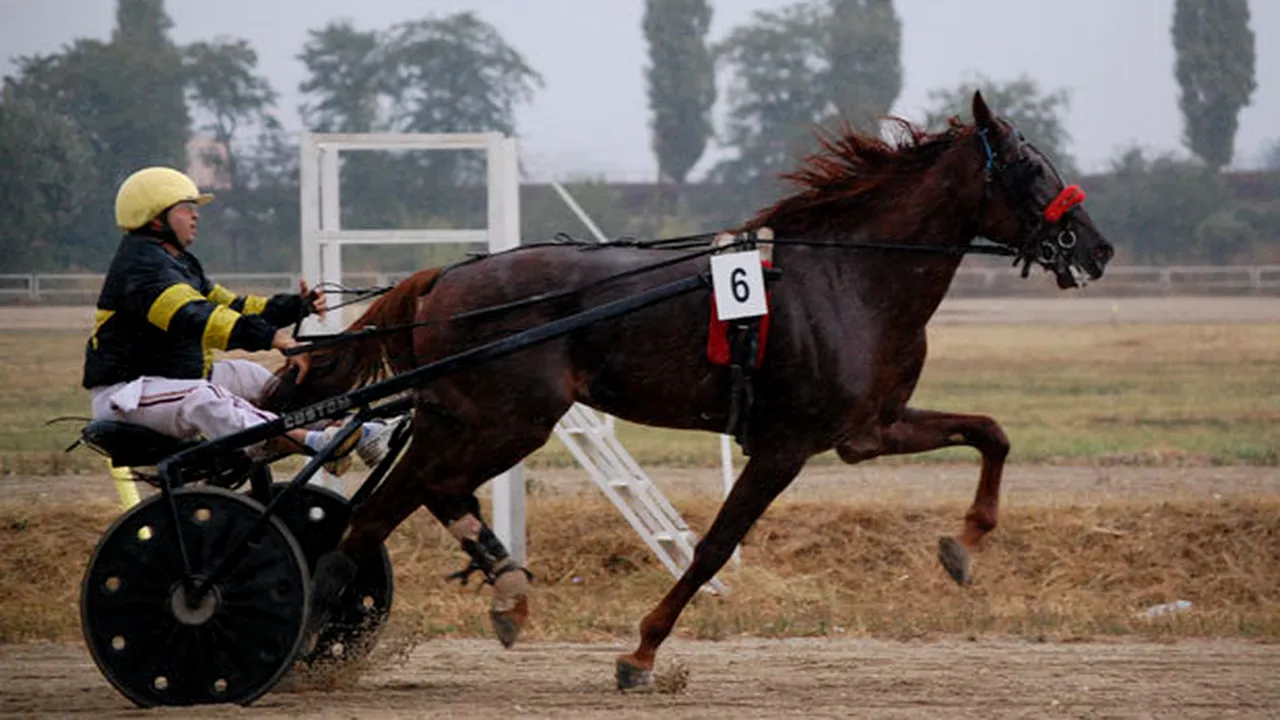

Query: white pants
[[89, 359, 280, 456]]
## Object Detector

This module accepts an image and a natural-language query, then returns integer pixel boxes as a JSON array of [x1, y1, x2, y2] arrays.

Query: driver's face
[[165, 202, 199, 247]]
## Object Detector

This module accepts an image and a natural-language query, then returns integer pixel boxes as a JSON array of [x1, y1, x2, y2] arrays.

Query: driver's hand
[[287, 353, 312, 383], [299, 279, 328, 319], [271, 326, 297, 353], [272, 328, 312, 382]]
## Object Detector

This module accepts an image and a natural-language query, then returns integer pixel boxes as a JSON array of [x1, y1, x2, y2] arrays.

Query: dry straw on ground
[[3, 494, 1277, 645]]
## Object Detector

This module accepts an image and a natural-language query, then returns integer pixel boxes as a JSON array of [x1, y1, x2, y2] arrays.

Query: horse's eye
[[1012, 163, 1041, 185]]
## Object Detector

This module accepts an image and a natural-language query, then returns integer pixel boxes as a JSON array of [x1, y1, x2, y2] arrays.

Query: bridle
[[977, 124, 1088, 279]]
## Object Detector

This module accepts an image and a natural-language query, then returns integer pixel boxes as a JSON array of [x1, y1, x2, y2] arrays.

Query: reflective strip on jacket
[[83, 233, 306, 389]]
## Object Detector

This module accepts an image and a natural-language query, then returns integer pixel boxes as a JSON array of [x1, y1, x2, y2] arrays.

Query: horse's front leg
[[841, 407, 1009, 585], [616, 449, 807, 690]]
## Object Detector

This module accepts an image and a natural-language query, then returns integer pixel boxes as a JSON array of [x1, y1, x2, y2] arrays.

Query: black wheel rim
[[80, 487, 310, 707], [269, 483, 394, 667]]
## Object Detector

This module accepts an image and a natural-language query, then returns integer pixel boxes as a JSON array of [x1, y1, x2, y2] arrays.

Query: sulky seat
[[79, 420, 200, 468]]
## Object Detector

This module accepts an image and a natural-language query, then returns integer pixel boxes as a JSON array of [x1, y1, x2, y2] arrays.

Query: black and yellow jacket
[[83, 233, 309, 389]]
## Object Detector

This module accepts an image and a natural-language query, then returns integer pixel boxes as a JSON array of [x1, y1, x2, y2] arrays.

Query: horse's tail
[[261, 267, 444, 412]]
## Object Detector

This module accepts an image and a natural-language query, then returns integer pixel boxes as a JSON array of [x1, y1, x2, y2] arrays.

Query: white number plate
[[710, 250, 768, 321]]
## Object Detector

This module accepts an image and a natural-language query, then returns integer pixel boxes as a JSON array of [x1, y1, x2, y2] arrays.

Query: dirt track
[[2, 636, 1277, 719], [5, 463, 1279, 718]]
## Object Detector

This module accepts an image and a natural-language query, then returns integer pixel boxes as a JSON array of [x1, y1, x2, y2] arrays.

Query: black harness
[[976, 124, 1088, 280]]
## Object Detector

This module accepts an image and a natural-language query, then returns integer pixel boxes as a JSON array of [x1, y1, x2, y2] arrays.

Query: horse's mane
[[745, 117, 973, 234]]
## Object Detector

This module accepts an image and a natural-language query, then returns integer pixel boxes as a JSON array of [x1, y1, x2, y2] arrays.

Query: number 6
[[731, 267, 750, 302]]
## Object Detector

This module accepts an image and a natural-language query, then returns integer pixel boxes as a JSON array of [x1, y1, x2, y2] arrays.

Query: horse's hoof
[[937, 536, 973, 586], [489, 595, 529, 648], [303, 550, 358, 639], [314, 550, 359, 600], [615, 655, 654, 691]]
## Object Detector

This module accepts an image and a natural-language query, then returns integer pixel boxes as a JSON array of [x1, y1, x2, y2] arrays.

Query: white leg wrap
[[447, 514, 483, 543], [446, 513, 528, 611]]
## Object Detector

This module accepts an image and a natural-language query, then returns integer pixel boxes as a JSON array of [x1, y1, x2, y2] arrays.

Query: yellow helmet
[[114, 167, 214, 231]]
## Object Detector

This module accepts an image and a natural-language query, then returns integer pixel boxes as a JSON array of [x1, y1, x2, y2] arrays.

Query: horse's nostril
[[1093, 244, 1114, 263]]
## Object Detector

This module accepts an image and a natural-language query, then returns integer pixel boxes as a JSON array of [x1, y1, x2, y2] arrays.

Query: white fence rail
[[949, 265, 1280, 297], [0, 272, 410, 303], [2, 266, 1279, 303]]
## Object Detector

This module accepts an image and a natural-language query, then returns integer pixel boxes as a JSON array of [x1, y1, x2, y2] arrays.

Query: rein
[[284, 233, 1013, 355], [311, 283, 397, 313], [600, 232, 1015, 256], [286, 242, 739, 353], [288, 282, 398, 346], [756, 237, 1014, 256]]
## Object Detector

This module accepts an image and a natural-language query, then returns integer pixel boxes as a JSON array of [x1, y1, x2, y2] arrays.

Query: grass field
[[3, 321, 1275, 474]]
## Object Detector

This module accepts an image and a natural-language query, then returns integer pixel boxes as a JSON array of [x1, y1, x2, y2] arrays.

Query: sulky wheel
[[80, 487, 310, 707], [268, 483, 394, 668]]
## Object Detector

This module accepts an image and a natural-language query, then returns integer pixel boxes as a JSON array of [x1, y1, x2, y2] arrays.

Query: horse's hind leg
[[617, 448, 807, 689], [408, 394, 564, 648], [310, 385, 557, 648], [418, 484, 533, 648]]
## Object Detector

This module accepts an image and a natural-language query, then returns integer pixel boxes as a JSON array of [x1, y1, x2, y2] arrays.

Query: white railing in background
[[0, 272, 409, 303], [947, 264, 1280, 296], [2, 266, 1279, 303]]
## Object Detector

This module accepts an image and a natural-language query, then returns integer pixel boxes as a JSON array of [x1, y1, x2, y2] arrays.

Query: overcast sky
[[1, 0, 1277, 180]]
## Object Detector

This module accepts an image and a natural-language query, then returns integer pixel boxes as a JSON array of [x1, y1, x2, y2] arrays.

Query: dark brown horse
[[265, 92, 1113, 689]]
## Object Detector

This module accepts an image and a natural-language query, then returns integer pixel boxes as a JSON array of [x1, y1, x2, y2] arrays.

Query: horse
[[263, 91, 1114, 689]]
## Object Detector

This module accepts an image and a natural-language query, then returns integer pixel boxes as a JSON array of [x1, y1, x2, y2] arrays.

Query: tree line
[[0, 0, 1274, 275]]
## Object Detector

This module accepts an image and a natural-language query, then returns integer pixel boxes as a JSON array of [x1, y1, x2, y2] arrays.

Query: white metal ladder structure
[[554, 404, 726, 594]]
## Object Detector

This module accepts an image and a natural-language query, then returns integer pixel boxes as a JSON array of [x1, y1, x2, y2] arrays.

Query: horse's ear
[[971, 90, 995, 130]]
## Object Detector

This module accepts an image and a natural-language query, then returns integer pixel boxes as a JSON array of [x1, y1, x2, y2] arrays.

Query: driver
[[82, 166, 396, 470]]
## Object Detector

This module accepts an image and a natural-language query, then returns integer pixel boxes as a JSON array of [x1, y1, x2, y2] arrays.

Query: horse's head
[[968, 91, 1114, 288]]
